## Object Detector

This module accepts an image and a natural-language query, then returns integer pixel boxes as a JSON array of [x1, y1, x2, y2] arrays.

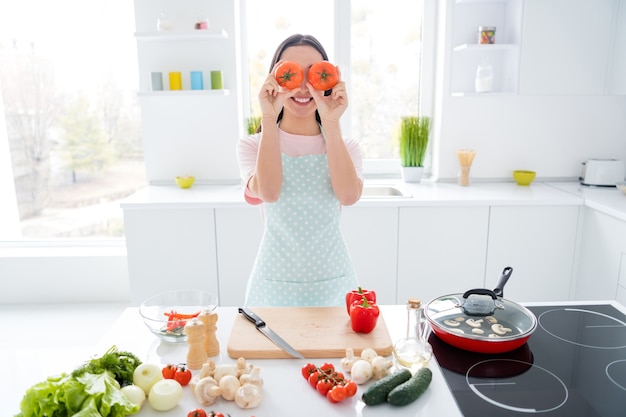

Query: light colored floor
[[1, 302, 128, 416]]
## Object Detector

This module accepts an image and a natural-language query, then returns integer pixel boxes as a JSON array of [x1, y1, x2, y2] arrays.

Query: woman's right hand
[[258, 61, 294, 119]]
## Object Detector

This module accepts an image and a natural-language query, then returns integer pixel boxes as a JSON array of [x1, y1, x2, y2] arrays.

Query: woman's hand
[[309, 66, 348, 124], [258, 61, 297, 119]]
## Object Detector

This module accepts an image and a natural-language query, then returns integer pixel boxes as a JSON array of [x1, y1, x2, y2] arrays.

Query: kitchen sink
[[360, 184, 412, 199]]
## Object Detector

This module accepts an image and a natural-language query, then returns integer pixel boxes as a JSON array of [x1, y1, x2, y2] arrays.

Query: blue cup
[[191, 71, 204, 90]]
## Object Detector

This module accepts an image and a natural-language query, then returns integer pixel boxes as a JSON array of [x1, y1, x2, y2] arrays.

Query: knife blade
[[238, 307, 304, 359]]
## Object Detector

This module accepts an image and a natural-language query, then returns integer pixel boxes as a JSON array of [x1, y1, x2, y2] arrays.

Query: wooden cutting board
[[227, 306, 393, 359]]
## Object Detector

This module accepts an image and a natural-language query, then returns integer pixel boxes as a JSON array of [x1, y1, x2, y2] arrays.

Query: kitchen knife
[[238, 307, 304, 359]]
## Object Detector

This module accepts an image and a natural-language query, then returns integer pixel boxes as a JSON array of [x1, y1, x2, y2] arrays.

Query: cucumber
[[387, 367, 433, 406], [361, 368, 412, 405]]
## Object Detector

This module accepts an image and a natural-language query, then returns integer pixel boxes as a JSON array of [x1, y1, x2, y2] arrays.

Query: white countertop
[[97, 305, 463, 417], [120, 180, 626, 221]]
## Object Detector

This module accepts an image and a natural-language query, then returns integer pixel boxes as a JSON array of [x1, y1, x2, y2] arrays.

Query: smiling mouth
[[292, 97, 313, 104]]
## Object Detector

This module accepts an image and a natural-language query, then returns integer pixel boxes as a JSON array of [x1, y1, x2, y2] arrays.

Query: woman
[[237, 34, 363, 306]]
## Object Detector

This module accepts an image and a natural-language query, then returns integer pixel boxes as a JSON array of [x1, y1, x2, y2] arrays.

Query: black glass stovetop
[[430, 304, 626, 417]]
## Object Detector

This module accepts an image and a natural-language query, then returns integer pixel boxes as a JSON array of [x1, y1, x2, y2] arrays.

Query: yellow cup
[[169, 72, 182, 90]]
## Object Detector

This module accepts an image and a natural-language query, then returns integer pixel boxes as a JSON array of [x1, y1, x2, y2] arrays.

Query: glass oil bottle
[[393, 298, 433, 372]]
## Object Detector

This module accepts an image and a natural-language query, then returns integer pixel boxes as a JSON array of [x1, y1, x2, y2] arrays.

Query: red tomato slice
[[308, 61, 338, 90]]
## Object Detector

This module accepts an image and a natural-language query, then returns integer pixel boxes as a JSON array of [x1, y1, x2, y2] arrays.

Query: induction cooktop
[[430, 304, 626, 417]]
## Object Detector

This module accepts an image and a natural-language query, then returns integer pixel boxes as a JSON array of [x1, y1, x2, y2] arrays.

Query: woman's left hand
[[309, 66, 348, 124]]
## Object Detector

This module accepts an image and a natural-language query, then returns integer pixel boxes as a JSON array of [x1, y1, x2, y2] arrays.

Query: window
[[243, 0, 429, 163], [0, 0, 143, 240]]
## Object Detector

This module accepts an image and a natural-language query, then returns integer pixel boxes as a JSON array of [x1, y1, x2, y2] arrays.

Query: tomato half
[[187, 409, 207, 417], [275, 61, 304, 90], [308, 61, 338, 91]]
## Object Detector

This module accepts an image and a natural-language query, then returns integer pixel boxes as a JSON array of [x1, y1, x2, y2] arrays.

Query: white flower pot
[[401, 166, 424, 183]]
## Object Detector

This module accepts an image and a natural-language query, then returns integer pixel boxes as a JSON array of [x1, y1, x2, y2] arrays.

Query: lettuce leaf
[[16, 371, 139, 417]]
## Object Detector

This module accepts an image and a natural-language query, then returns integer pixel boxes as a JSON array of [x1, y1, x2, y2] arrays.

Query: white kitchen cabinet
[[123, 207, 218, 305], [486, 205, 580, 302], [133, 0, 243, 183], [397, 206, 490, 304], [341, 206, 399, 304], [575, 207, 626, 301], [214, 207, 264, 307], [520, 0, 615, 95], [448, 0, 525, 95]]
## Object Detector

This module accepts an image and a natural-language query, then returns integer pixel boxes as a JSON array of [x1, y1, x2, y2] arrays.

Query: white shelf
[[134, 29, 228, 41], [451, 91, 517, 97], [453, 43, 519, 52], [138, 89, 230, 97]]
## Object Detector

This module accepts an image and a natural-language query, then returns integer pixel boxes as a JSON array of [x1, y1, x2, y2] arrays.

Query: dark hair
[[257, 34, 329, 132]]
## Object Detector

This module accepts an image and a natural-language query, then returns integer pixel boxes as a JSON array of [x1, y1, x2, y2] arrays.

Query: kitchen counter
[[6, 301, 625, 416], [121, 179, 626, 220], [122, 181, 586, 209]]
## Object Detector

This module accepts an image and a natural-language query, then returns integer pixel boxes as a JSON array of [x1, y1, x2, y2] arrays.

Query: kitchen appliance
[[425, 267, 537, 353], [580, 159, 624, 186], [432, 303, 626, 417], [238, 307, 304, 359]]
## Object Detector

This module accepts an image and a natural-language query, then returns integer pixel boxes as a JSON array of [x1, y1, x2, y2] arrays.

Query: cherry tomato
[[344, 380, 358, 397], [316, 378, 333, 396], [275, 61, 304, 90], [307, 61, 338, 91], [308, 371, 321, 389], [301, 363, 317, 380], [188, 409, 207, 417], [162, 364, 177, 379], [174, 365, 192, 386], [328, 384, 347, 402], [319, 362, 335, 373], [326, 389, 340, 403]]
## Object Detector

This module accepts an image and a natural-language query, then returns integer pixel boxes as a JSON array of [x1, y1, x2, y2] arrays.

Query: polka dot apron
[[244, 153, 358, 306]]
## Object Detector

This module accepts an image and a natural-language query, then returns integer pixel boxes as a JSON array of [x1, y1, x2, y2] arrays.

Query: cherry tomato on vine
[[319, 362, 335, 373], [316, 378, 333, 396], [275, 61, 304, 90], [307, 61, 339, 91], [302, 363, 317, 380], [344, 380, 358, 397], [328, 384, 347, 402], [308, 371, 321, 389]]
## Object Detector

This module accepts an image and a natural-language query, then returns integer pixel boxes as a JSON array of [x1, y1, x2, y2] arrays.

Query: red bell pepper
[[345, 287, 376, 315], [349, 296, 380, 334]]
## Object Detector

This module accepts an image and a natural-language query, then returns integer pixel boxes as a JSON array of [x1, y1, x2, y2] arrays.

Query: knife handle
[[238, 307, 265, 328]]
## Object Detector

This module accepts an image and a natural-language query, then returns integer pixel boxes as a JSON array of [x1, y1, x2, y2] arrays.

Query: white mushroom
[[444, 319, 461, 327], [449, 328, 465, 334], [341, 347, 359, 373], [488, 333, 501, 338], [360, 347, 378, 362], [239, 366, 263, 388], [236, 357, 253, 377], [213, 363, 238, 382], [454, 316, 466, 322], [491, 324, 512, 335], [466, 319, 484, 328], [234, 383, 262, 409], [218, 374, 241, 401], [193, 376, 222, 406], [350, 359, 373, 385], [485, 316, 498, 324], [471, 328, 485, 335], [370, 355, 393, 380]]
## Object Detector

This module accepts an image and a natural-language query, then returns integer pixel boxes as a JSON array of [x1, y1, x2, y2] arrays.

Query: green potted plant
[[399, 116, 431, 182], [245, 116, 261, 135]]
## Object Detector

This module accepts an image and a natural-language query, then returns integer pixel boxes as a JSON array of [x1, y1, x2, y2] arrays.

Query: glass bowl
[[139, 290, 218, 343]]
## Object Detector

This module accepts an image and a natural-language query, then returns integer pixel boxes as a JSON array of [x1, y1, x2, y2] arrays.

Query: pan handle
[[462, 288, 497, 300], [493, 266, 513, 298]]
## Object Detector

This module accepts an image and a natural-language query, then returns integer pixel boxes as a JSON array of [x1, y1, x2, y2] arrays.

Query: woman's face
[[279, 45, 324, 120]]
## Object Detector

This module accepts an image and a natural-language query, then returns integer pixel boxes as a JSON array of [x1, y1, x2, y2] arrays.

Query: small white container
[[475, 64, 494, 93]]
